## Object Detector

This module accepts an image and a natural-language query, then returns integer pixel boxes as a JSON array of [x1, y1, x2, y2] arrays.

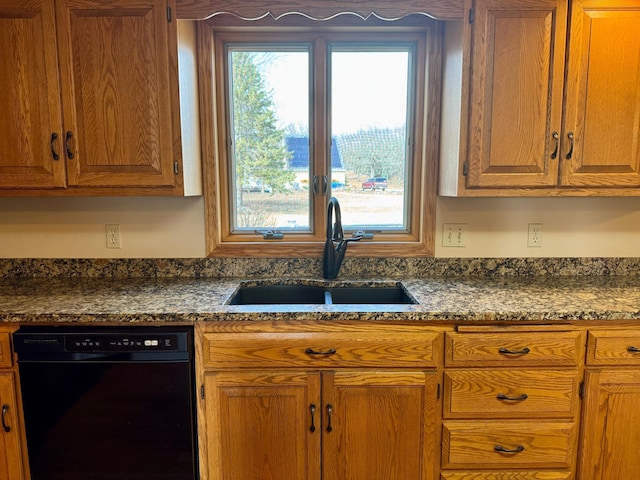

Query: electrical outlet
[[442, 223, 467, 247], [528, 223, 542, 247], [105, 224, 121, 249]]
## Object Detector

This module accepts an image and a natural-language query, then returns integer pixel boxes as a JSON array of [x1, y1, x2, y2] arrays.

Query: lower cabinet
[[578, 329, 640, 479], [198, 323, 442, 480], [442, 328, 584, 480], [0, 328, 27, 480]]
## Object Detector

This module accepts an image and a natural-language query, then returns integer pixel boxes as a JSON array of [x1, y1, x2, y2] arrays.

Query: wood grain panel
[[176, 0, 464, 21], [0, 333, 11, 368], [587, 330, 640, 365], [465, 0, 567, 188], [561, 0, 640, 187], [203, 330, 442, 368], [323, 370, 439, 480], [444, 369, 578, 418], [578, 369, 640, 479], [442, 421, 576, 469], [205, 370, 321, 480], [0, 0, 66, 189], [0, 372, 25, 480], [445, 331, 584, 367], [56, 0, 177, 188]]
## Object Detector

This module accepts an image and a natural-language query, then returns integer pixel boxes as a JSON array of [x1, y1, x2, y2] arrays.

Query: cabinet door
[[322, 370, 438, 480], [55, 0, 178, 188], [0, 0, 66, 189], [0, 372, 25, 480], [204, 371, 321, 480], [466, 0, 568, 189], [561, 0, 640, 187], [579, 369, 640, 479]]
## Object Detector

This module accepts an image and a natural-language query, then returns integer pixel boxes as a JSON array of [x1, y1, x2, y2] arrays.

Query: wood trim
[[200, 25, 439, 257], [176, 0, 465, 21]]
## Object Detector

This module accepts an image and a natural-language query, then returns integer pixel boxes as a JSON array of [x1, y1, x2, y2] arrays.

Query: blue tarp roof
[[285, 136, 344, 170]]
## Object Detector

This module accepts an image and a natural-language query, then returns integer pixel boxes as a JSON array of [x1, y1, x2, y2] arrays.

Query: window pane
[[330, 48, 412, 231], [228, 48, 310, 232]]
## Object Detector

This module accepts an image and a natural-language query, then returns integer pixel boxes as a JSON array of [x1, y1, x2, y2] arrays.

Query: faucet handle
[[352, 230, 374, 239]]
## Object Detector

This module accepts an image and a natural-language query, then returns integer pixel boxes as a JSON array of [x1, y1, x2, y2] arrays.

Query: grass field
[[237, 189, 405, 229]]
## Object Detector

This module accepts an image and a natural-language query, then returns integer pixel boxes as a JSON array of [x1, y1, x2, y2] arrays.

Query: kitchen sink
[[226, 283, 417, 305]]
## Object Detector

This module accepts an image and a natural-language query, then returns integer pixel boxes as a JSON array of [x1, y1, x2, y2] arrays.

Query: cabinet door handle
[[628, 346, 640, 353], [309, 403, 316, 433], [498, 347, 530, 355], [495, 444, 524, 454], [497, 393, 528, 401], [65, 131, 75, 159], [50, 132, 60, 160], [326, 403, 333, 433], [550, 131, 559, 159], [305, 348, 337, 356], [565, 132, 574, 160], [2, 404, 10, 433]]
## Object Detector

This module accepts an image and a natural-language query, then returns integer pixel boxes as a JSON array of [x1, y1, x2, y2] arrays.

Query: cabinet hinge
[[463, 161, 469, 176], [437, 383, 441, 400], [166, 6, 172, 22], [469, 8, 475, 24], [174, 160, 179, 174], [579, 381, 584, 399], [200, 384, 205, 400]]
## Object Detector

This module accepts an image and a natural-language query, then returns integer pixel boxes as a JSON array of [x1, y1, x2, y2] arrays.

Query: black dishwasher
[[14, 326, 197, 480]]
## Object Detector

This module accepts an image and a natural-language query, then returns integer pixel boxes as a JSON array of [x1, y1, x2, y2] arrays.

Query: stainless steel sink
[[227, 282, 417, 305]]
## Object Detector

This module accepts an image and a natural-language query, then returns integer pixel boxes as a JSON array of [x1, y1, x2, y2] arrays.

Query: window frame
[[198, 20, 441, 258]]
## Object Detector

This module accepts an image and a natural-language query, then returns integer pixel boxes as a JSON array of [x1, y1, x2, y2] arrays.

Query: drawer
[[0, 333, 11, 368], [442, 421, 576, 469], [202, 330, 442, 368], [445, 331, 584, 367], [444, 369, 579, 418], [440, 472, 572, 480], [587, 330, 640, 365]]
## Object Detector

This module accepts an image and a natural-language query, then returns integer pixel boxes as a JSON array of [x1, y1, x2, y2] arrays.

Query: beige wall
[[1, 196, 640, 258]]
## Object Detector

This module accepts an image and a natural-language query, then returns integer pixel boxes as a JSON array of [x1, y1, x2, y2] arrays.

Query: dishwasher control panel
[[14, 326, 192, 361], [66, 334, 179, 352]]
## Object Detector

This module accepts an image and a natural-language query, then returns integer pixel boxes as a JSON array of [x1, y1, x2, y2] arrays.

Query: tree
[[337, 127, 407, 180], [231, 51, 294, 200]]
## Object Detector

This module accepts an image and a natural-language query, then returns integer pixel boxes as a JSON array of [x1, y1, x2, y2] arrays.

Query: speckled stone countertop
[[2, 274, 640, 323]]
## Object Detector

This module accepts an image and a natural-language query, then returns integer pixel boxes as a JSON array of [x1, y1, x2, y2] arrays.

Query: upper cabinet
[[0, 0, 201, 196], [440, 0, 640, 196], [561, 0, 640, 188]]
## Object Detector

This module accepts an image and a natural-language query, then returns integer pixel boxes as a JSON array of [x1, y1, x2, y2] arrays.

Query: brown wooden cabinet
[[441, 327, 584, 479], [198, 323, 442, 480], [0, 0, 200, 196], [440, 0, 640, 196], [0, 328, 27, 480], [578, 329, 640, 479]]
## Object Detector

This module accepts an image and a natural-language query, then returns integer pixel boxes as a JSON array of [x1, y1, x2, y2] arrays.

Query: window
[[201, 19, 439, 257]]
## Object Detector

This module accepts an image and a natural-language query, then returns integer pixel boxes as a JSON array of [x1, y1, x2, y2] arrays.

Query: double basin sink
[[227, 282, 417, 305]]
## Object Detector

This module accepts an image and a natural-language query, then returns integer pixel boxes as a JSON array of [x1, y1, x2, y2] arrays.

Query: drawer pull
[[497, 393, 528, 402], [494, 444, 524, 454], [628, 346, 640, 353], [309, 403, 316, 433], [305, 348, 337, 356], [326, 404, 333, 433], [498, 347, 531, 355], [1, 404, 10, 433]]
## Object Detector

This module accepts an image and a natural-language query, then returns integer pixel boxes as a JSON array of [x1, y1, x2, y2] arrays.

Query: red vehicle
[[361, 177, 388, 191]]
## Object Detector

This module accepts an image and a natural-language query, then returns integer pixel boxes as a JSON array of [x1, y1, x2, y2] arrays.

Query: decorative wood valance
[[175, 0, 465, 21]]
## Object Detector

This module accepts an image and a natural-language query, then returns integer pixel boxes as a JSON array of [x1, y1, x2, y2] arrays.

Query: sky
[[258, 49, 410, 135]]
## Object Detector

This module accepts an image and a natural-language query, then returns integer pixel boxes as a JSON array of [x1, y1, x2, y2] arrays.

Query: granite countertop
[[2, 275, 640, 323]]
